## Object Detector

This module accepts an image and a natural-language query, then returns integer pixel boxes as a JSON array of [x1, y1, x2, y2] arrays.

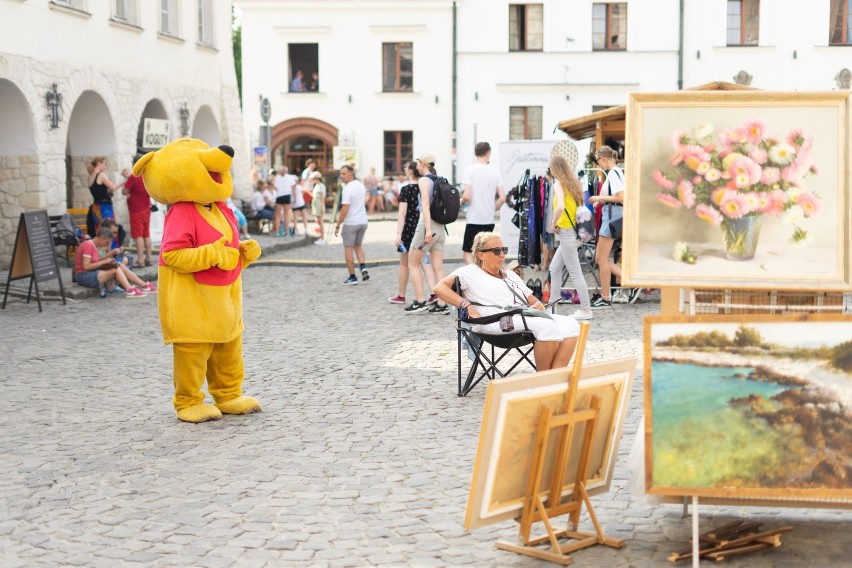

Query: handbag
[[608, 216, 623, 240], [565, 208, 595, 243]]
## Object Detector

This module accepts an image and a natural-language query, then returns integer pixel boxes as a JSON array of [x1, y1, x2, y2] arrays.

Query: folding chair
[[454, 277, 554, 397]]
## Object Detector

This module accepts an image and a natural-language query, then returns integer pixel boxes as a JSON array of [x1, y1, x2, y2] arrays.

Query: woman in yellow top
[[548, 155, 593, 320]]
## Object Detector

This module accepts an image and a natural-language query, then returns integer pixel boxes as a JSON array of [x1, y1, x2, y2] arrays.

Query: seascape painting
[[623, 91, 851, 290], [644, 315, 852, 499]]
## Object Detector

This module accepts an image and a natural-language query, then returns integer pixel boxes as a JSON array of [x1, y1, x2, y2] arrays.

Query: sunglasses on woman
[[483, 247, 509, 255]]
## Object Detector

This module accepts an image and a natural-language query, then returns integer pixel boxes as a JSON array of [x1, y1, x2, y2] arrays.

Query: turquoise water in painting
[[651, 360, 800, 488], [651, 361, 790, 430]]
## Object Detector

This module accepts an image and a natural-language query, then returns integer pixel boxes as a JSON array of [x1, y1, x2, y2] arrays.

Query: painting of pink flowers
[[623, 91, 851, 290]]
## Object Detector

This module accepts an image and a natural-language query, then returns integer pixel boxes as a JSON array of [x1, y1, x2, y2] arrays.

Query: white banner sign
[[142, 118, 171, 149], [497, 140, 557, 257]]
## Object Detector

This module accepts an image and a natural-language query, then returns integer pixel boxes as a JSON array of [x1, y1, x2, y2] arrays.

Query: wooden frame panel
[[464, 357, 636, 530], [623, 91, 852, 290], [644, 314, 852, 501]]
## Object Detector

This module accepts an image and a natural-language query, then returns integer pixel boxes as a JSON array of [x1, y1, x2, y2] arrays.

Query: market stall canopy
[[557, 81, 755, 143]]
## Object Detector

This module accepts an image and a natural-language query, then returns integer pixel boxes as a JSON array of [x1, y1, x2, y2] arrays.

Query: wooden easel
[[496, 323, 625, 565]]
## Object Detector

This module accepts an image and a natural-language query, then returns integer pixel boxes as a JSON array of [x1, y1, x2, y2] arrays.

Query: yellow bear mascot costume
[[133, 139, 262, 423]]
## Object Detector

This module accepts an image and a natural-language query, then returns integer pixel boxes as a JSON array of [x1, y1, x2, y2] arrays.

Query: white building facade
[[237, 0, 681, 184], [0, 0, 248, 268], [238, 0, 455, 182], [682, 0, 852, 91]]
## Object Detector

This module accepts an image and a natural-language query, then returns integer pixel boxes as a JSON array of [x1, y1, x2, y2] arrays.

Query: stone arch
[[0, 79, 36, 155], [135, 98, 169, 154], [270, 117, 338, 175], [66, 90, 118, 210], [0, 79, 39, 268], [191, 104, 221, 146]]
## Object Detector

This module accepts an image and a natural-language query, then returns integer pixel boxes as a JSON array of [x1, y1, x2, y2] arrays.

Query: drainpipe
[[677, 0, 684, 90], [452, 1, 458, 184]]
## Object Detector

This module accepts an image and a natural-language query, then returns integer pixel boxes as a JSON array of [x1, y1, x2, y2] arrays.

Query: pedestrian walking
[[548, 154, 593, 320], [334, 165, 369, 285], [404, 153, 448, 314], [461, 142, 505, 265]]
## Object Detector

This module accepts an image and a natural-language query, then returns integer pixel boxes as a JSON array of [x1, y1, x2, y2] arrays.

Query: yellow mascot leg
[[208, 336, 261, 416], [173, 342, 223, 423]]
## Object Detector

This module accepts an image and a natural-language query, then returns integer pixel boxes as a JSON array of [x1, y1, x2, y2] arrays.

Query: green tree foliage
[[232, 6, 242, 108], [830, 340, 852, 372], [658, 330, 733, 348], [733, 325, 763, 347]]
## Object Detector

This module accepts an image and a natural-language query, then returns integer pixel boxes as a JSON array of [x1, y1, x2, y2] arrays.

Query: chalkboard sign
[[2, 210, 66, 312]]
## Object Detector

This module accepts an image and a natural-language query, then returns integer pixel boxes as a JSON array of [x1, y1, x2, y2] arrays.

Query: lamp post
[[46, 83, 63, 130], [260, 96, 271, 151], [179, 103, 190, 137]]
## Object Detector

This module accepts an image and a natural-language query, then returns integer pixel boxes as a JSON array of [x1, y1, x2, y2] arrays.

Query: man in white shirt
[[461, 142, 506, 264], [333, 165, 369, 285]]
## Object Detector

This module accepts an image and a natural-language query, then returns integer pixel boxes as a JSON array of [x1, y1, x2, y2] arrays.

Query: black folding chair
[[454, 277, 554, 397]]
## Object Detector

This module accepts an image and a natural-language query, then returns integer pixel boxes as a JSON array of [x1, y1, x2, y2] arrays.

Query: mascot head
[[133, 138, 234, 204]]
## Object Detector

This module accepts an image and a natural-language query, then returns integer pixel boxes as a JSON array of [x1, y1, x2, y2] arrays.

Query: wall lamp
[[179, 102, 190, 137], [46, 83, 63, 130]]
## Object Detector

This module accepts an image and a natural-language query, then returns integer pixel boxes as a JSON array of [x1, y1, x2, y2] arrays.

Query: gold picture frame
[[464, 358, 636, 530], [644, 313, 852, 500], [623, 91, 852, 290]]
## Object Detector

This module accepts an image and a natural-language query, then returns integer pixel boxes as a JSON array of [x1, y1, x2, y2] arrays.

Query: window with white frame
[[592, 3, 627, 51], [509, 4, 543, 51], [830, 0, 852, 45], [52, 0, 88, 10], [160, 0, 180, 36], [113, 0, 139, 26], [197, 0, 215, 46], [727, 0, 759, 46], [509, 107, 542, 140]]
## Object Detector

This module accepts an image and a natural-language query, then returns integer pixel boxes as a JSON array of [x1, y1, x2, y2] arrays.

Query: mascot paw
[[239, 240, 262, 264], [177, 403, 223, 423], [216, 395, 262, 415]]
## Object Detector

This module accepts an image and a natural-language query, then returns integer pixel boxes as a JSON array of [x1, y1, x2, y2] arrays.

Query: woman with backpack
[[404, 153, 449, 314], [548, 155, 593, 321]]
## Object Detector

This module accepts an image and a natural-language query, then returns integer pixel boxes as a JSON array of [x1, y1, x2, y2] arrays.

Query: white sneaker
[[314, 240, 326, 246], [571, 309, 594, 321], [612, 289, 628, 304]]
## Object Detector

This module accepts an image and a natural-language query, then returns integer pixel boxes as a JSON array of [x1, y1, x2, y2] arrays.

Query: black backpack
[[427, 174, 460, 225]]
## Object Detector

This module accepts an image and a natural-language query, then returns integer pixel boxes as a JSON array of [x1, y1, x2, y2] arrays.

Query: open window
[[382, 43, 413, 92], [727, 0, 760, 46], [509, 4, 543, 51], [289, 44, 319, 92], [592, 3, 627, 51], [830, 0, 852, 45]]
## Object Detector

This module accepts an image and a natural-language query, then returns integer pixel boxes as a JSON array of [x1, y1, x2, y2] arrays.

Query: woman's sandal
[[132, 262, 145, 268]]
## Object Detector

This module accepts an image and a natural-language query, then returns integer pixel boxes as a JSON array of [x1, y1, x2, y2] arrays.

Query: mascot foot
[[177, 403, 223, 423], [216, 396, 262, 415]]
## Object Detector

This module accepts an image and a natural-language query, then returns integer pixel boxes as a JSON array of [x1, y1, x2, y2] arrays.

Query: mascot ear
[[132, 151, 155, 176]]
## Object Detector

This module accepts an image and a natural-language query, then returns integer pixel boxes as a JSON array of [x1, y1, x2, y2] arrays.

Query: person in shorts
[[404, 153, 449, 314], [333, 165, 369, 285], [74, 227, 155, 298], [461, 142, 505, 265]]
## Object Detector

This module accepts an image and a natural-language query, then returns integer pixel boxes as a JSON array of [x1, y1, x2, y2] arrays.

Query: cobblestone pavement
[[1, 218, 850, 567]]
